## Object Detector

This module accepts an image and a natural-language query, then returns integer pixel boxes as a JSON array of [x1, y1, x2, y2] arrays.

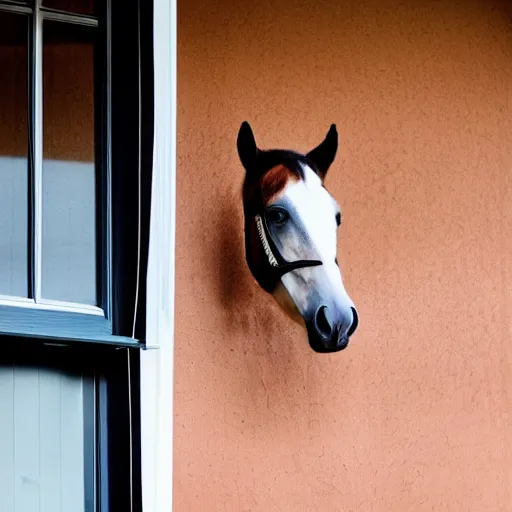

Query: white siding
[[0, 363, 15, 512], [0, 358, 91, 512]]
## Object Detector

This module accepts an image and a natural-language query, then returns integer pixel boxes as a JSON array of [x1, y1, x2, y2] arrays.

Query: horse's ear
[[306, 124, 338, 180], [237, 121, 259, 173]]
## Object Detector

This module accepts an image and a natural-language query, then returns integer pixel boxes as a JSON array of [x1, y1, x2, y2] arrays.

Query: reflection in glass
[[0, 12, 29, 297], [43, 0, 95, 16], [42, 21, 97, 306]]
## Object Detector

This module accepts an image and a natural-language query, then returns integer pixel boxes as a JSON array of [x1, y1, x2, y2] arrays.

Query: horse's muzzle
[[306, 305, 359, 353]]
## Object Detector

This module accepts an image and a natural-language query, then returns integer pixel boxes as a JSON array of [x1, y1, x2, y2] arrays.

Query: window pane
[[42, 21, 98, 306], [43, 0, 95, 16], [0, 12, 29, 298]]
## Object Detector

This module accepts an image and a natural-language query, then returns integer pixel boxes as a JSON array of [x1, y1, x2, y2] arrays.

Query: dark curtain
[[111, 0, 154, 342]]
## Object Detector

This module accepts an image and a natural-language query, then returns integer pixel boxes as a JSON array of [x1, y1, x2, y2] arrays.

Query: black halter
[[249, 212, 322, 293]]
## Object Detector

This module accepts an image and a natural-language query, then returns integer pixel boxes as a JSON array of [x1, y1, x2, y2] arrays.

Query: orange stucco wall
[[175, 0, 512, 510]]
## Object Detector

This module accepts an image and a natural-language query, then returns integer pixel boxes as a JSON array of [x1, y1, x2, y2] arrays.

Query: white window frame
[[0, 0, 139, 348], [0, 0, 104, 317], [139, 0, 176, 510]]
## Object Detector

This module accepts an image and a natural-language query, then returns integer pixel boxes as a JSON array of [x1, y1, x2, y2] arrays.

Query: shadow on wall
[[204, 169, 358, 430], [213, 195, 312, 414], [214, 193, 288, 346]]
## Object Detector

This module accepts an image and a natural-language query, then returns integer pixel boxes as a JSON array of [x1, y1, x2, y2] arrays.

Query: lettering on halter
[[255, 214, 278, 267]]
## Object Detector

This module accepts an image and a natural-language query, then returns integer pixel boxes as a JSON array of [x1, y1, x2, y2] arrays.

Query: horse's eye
[[267, 208, 289, 225], [335, 212, 341, 226]]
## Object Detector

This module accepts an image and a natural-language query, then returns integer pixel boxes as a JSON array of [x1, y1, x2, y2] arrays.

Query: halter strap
[[255, 213, 322, 275]]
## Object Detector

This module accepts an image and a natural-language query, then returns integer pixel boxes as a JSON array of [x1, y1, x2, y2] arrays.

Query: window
[[0, 0, 161, 511], [0, 0, 152, 347]]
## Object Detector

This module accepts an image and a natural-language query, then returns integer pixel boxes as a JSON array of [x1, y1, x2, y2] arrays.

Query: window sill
[[0, 305, 141, 347]]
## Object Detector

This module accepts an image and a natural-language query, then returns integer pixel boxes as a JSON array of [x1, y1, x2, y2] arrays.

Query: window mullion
[[33, 0, 43, 304]]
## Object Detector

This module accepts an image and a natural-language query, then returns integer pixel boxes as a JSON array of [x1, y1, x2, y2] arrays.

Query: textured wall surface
[[175, 0, 512, 510]]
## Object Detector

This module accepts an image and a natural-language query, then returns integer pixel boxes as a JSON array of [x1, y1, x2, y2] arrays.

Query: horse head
[[237, 121, 358, 353]]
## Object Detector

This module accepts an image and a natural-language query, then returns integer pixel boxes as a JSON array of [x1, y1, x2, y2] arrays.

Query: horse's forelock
[[259, 164, 300, 205]]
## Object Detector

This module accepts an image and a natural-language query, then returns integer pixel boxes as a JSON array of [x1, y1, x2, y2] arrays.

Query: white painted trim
[[140, 0, 176, 510], [0, 296, 104, 316]]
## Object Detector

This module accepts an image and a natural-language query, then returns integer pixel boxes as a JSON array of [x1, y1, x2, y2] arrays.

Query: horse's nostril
[[314, 306, 333, 339], [347, 307, 359, 337]]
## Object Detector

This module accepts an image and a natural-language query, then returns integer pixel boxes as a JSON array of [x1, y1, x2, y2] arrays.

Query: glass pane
[[0, 12, 29, 298], [42, 21, 98, 305], [43, 0, 95, 16]]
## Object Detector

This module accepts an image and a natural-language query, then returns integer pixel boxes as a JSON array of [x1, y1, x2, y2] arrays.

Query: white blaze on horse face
[[270, 164, 353, 319]]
